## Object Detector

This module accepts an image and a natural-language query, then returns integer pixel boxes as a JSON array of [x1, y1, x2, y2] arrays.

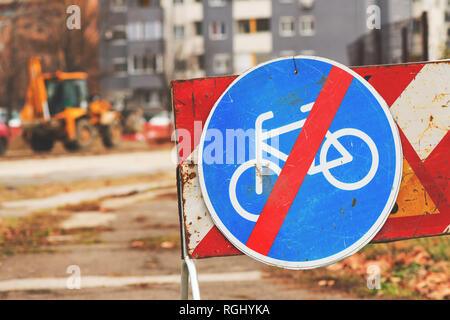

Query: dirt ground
[[1, 147, 445, 300], [0, 180, 355, 300]]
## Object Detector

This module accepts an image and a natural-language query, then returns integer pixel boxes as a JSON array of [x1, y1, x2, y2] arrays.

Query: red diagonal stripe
[[245, 67, 354, 256], [398, 128, 449, 214]]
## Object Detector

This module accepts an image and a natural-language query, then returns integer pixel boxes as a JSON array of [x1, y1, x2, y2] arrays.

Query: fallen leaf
[[131, 241, 144, 248], [160, 241, 175, 249], [317, 280, 327, 287]]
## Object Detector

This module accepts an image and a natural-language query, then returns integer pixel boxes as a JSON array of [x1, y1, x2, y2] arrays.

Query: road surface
[[0, 188, 354, 300], [0, 150, 175, 186]]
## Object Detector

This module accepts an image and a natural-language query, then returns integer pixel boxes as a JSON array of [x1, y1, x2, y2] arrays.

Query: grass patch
[[0, 210, 66, 257], [0, 208, 112, 257]]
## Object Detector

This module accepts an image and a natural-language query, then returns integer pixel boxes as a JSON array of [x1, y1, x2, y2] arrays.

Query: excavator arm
[[20, 57, 51, 122]]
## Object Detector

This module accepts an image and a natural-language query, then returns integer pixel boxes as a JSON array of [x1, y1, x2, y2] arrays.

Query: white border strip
[[0, 271, 262, 292]]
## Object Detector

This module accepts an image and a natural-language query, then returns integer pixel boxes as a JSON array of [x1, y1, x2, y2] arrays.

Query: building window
[[256, 19, 270, 32], [144, 22, 163, 40], [174, 0, 183, 4], [110, 26, 127, 43], [128, 23, 144, 41], [112, 58, 128, 76], [174, 25, 185, 39], [209, 0, 226, 7], [130, 54, 163, 74], [279, 17, 295, 37], [299, 15, 315, 36], [128, 22, 162, 41], [111, 0, 127, 12], [238, 19, 270, 34], [237, 20, 250, 33], [209, 21, 227, 40], [213, 54, 231, 75], [194, 21, 203, 36]]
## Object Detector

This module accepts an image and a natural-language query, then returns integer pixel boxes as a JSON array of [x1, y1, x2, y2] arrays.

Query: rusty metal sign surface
[[173, 61, 450, 260]]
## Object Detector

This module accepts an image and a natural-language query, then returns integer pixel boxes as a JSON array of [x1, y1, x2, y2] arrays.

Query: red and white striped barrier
[[173, 61, 450, 259]]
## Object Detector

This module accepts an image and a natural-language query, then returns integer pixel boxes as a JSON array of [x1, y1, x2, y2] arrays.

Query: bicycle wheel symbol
[[320, 128, 379, 191], [229, 160, 281, 222]]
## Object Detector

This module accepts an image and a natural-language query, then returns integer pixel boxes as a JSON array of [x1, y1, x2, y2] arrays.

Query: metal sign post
[[177, 166, 201, 300]]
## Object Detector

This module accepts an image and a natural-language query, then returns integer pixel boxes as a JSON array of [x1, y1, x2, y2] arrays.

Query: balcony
[[128, 73, 165, 90], [174, 1, 203, 23], [174, 35, 204, 57], [233, 0, 271, 20], [234, 32, 272, 53]]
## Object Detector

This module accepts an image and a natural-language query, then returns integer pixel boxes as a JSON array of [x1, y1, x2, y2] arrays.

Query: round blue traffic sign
[[198, 57, 402, 269]]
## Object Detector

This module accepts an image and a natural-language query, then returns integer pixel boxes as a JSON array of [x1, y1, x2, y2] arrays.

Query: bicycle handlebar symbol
[[229, 102, 380, 222]]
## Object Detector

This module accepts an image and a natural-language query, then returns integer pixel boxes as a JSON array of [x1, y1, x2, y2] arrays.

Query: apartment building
[[99, 0, 166, 113], [167, 0, 413, 78], [99, 0, 415, 111], [162, 0, 205, 80]]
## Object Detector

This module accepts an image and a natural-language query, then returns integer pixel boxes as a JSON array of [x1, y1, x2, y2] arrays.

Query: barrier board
[[173, 60, 450, 260]]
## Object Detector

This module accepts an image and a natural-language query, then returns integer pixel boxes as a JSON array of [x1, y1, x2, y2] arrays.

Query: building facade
[[99, 0, 418, 112], [99, 0, 166, 113], [166, 0, 413, 77]]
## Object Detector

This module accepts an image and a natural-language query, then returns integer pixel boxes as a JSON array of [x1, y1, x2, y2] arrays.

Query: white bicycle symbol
[[229, 102, 379, 222]]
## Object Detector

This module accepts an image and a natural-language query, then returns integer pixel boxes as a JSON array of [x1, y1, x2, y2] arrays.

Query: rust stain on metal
[[431, 93, 447, 103], [188, 172, 197, 180], [179, 162, 217, 256]]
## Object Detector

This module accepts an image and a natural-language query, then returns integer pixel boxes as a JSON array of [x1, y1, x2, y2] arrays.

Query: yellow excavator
[[20, 57, 122, 152]]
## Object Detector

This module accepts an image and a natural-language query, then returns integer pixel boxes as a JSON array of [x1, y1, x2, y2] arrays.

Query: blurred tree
[[0, 0, 99, 119]]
